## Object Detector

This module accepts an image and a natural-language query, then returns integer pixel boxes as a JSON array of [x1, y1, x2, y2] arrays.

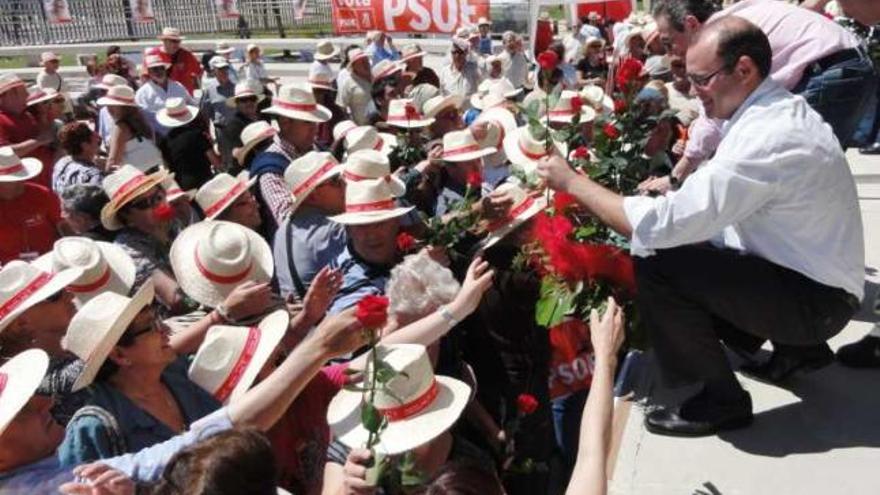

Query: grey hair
[[60, 184, 109, 220], [387, 251, 460, 318], [502, 31, 518, 44]]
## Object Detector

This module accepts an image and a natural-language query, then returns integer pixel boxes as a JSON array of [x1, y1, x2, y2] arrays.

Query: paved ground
[[610, 150, 880, 495]]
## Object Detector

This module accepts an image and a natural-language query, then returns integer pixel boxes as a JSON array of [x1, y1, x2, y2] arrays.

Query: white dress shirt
[[623, 80, 865, 300], [134, 79, 194, 136]]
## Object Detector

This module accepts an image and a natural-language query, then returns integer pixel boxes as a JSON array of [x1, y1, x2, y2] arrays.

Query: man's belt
[[811, 46, 865, 73]]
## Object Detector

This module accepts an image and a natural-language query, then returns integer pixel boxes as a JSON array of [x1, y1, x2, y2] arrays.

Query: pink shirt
[[684, 0, 859, 162]]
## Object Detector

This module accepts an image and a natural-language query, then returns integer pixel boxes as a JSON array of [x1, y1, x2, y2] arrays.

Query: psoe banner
[[332, 0, 490, 35], [44, 0, 73, 24], [216, 0, 241, 19]]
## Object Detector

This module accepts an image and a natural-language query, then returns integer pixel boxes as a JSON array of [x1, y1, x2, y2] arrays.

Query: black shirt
[[160, 125, 213, 190]]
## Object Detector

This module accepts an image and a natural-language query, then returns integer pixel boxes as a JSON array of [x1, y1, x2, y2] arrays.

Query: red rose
[[570, 95, 583, 115], [532, 211, 574, 244], [537, 50, 559, 72], [571, 146, 589, 160], [516, 393, 539, 415], [152, 202, 175, 222], [553, 192, 578, 212], [396, 232, 417, 253], [603, 122, 620, 139], [615, 57, 644, 92], [355, 295, 389, 329], [466, 170, 483, 189], [613, 99, 627, 114], [404, 102, 419, 119]]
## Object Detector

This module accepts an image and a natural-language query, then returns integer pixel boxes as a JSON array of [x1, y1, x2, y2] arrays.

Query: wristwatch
[[669, 174, 681, 190]]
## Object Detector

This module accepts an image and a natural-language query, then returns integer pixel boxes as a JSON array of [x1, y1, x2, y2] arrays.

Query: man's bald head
[[695, 16, 771, 80]]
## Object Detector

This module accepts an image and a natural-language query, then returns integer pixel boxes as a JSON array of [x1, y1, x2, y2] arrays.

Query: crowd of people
[[0, 0, 878, 494]]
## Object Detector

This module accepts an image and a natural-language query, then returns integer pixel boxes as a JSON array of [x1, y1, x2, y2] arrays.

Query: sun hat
[[0, 261, 83, 333], [32, 237, 136, 306], [196, 171, 257, 220], [170, 220, 274, 308], [480, 183, 548, 249], [96, 85, 138, 107], [372, 60, 403, 82], [0, 349, 50, 436], [423, 94, 464, 119], [478, 17, 491, 27], [246, 43, 261, 55], [225, 79, 265, 108], [329, 177, 413, 226], [385, 98, 435, 129], [308, 68, 336, 92], [40, 52, 60, 65], [454, 26, 472, 39], [344, 126, 398, 156], [160, 172, 196, 203], [0, 147, 42, 183], [284, 151, 343, 213], [156, 97, 199, 128], [643, 55, 671, 78], [158, 27, 184, 41], [347, 47, 370, 66], [26, 87, 60, 107], [235, 120, 277, 163], [100, 164, 169, 230], [327, 344, 470, 455], [548, 90, 597, 124], [333, 120, 358, 143], [488, 78, 523, 99], [215, 42, 235, 55], [342, 149, 406, 197], [469, 80, 492, 110], [144, 54, 171, 69], [262, 82, 331, 123], [188, 309, 289, 404], [580, 85, 614, 114], [585, 36, 606, 49], [94, 74, 129, 91], [400, 43, 426, 63], [61, 280, 155, 391], [0, 74, 25, 96], [442, 129, 496, 163], [209, 56, 230, 70], [408, 83, 440, 115], [450, 37, 470, 53], [314, 40, 340, 62], [503, 125, 568, 174], [474, 106, 517, 167]]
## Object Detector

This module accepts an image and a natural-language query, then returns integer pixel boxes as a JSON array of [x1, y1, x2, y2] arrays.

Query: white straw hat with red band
[[26, 86, 60, 107], [333, 120, 357, 143], [188, 309, 289, 405], [479, 183, 548, 250], [33, 237, 136, 307], [160, 172, 196, 203], [327, 344, 471, 455], [170, 220, 273, 309], [144, 54, 171, 70], [502, 125, 568, 173], [474, 106, 517, 168], [308, 65, 336, 92], [0, 261, 83, 333], [156, 97, 200, 128], [225, 79, 266, 108], [314, 40, 339, 62], [0, 74, 25, 96], [329, 177, 414, 226], [0, 349, 50, 437], [347, 47, 370, 66], [422, 94, 464, 119], [158, 27, 185, 41], [0, 146, 42, 183], [96, 85, 139, 108], [235, 120, 277, 163], [215, 41, 235, 55], [196, 171, 257, 220], [385, 98, 434, 129], [94, 74, 130, 91], [372, 59, 403, 82], [441, 129, 496, 163], [548, 90, 597, 124], [342, 149, 406, 197], [61, 280, 155, 392], [262, 82, 331, 123], [581, 84, 614, 115], [344, 126, 398, 156], [100, 165, 169, 231], [400, 43, 426, 63], [284, 151, 343, 214]]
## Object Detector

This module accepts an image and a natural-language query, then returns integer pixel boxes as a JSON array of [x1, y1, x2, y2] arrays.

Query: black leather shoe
[[740, 343, 834, 383], [645, 393, 753, 437], [859, 143, 880, 155], [837, 335, 880, 368]]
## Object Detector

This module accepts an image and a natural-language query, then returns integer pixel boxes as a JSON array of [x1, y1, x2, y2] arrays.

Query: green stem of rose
[[544, 76, 552, 206], [365, 328, 380, 449]]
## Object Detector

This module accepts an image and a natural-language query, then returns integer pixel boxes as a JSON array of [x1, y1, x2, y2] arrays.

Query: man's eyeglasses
[[123, 317, 165, 342], [687, 66, 727, 88], [128, 190, 164, 210]]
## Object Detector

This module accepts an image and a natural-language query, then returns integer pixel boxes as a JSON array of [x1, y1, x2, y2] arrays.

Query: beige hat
[[451, 37, 471, 52], [503, 125, 568, 174], [40, 52, 60, 64], [0, 261, 83, 333], [196, 171, 257, 220], [400, 44, 426, 63], [61, 280, 155, 391], [470, 80, 493, 111], [423, 94, 464, 119], [161, 172, 196, 203], [96, 85, 138, 107], [488, 78, 523, 99], [0, 74, 25, 96], [308, 70, 336, 92], [100, 165, 169, 230], [442, 129, 496, 163], [188, 309, 289, 404], [480, 183, 548, 249], [235, 121, 276, 163], [474, 106, 518, 166], [372, 60, 403, 82], [327, 344, 470, 455], [32, 237, 136, 307], [170, 220, 274, 308], [158, 27, 184, 41], [263, 83, 331, 123], [314, 40, 340, 62], [0, 147, 42, 183], [246, 43, 261, 55], [26, 86, 60, 107], [386, 98, 435, 129], [284, 151, 343, 213], [344, 126, 398, 156], [548, 90, 597, 124], [580, 85, 614, 114], [209, 55, 230, 70], [330, 178, 413, 226], [478, 17, 491, 26], [156, 97, 200, 128], [333, 120, 358, 143], [343, 149, 406, 197], [94, 74, 129, 90], [347, 47, 370, 65], [0, 349, 51, 437], [408, 84, 440, 115], [144, 54, 171, 69], [215, 42, 235, 55], [226, 79, 266, 108]]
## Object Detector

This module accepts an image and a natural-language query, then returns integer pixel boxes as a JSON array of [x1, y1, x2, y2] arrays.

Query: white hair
[[387, 251, 460, 318]]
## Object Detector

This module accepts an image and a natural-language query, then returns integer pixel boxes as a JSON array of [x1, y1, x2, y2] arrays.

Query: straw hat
[[585, 36, 606, 49], [343, 149, 406, 197], [423, 94, 464, 119], [329, 178, 413, 226], [442, 129, 496, 163], [263, 83, 331, 123], [209, 56, 230, 70], [0, 74, 25, 96], [314, 40, 340, 62], [235, 121, 277, 163], [188, 309, 289, 404], [478, 17, 491, 27], [196, 171, 257, 220], [158, 27, 184, 41], [503, 125, 568, 173], [344, 126, 398, 156], [548, 90, 597, 124], [0, 147, 42, 183], [644, 55, 671, 78], [469, 80, 492, 111], [61, 280, 155, 391], [161, 172, 196, 203], [580, 85, 614, 115], [308, 68, 336, 92], [32, 237, 136, 306], [347, 48, 370, 66], [386, 98, 435, 129], [170, 220, 274, 308], [0, 261, 83, 333], [372, 60, 402, 82], [215, 42, 235, 55], [474, 106, 518, 166], [408, 83, 440, 115], [0, 349, 50, 436], [100, 165, 169, 231], [488, 78, 523, 100], [480, 183, 548, 249], [333, 120, 358, 143], [327, 344, 470, 455], [284, 151, 343, 213], [156, 97, 199, 128], [96, 85, 138, 107], [144, 54, 171, 69], [225, 79, 265, 108], [400, 44, 426, 63], [40, 52, 59, 64], [94, 74, 129, 91], [246, 43, 261, 55], [26, 86, 59, 107]]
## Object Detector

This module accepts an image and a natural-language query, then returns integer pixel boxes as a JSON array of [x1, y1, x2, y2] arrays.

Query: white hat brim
[[100, 169, 169, 231], [327, 375, 471, 455], [33, 241, 137, 306], [386, 117, 435, 129], [156, 105, 200, 128], [96, 96, 139, 108], [225, 309, 289, 404], [314, 49, 340, 61], [502, 127, 568, 172], [424, 95, 464, 118], [480, 195, 548, 250], [234, 129, 276, 163], [262, 104, 332, 123], [291, 165, 343, 215], [0, 349, 50, 436], [469, 93, 484, 110], [0, 266, 83, 333], [0, 157, 42, 183], [330, 205, 414, 226], [225, 92, 266, 109], [443, 146, 497, 163], [205, 174, 258, 220]]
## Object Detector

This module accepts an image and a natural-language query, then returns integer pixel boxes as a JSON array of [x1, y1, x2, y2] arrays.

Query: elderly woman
[[52, 121, 105, 195], [59, 184, 113, 242]]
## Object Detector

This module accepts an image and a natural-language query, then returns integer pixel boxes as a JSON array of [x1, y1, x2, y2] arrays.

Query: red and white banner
[[331, 0, 490, 35], [44, 0, 73, 25], [216, 0, 240, 19], [130, 0, 155, 23], [294, 0, 309, 20], [547, 319, 595, 400]]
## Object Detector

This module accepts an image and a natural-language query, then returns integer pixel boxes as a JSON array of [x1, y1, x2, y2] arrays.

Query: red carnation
[[516, 393, 539, 415], [603, 122, 620, 139], [152, 202, 175, 222], [396, 232, 417, 253], [466, 170, 483, 189], [553, 192, 578, 212], [571, 146, 589, 160], [570, 95, 583, 115], [355, 295, 389, 329], [532, 211, 574, 244], [613, 99, 627, 114], [537, 50, 559, 72]]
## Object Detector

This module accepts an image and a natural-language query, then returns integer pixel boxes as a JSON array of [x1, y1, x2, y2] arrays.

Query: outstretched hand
[[448, 256, 495, 319], [537, 155, 580, 193], [589, 297, 625, 363], [302, 266, 344, 326], [60, 464, 134, 495]]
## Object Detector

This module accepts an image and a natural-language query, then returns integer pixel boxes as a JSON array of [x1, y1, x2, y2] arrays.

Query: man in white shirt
[[439, 39, 482, 105], [499, 32, 531, 89], [135, 54, 194, 137], [537, 18, 863, 437]]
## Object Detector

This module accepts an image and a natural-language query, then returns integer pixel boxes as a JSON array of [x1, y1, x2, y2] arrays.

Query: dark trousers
[[635, 245, 858, 401]]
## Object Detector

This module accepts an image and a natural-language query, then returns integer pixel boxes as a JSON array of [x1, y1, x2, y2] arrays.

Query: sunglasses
[[43, 290, 64, 304], [124, 316, 165, 341], [237, 96, 258, 104], [127, 190, 164, 210]]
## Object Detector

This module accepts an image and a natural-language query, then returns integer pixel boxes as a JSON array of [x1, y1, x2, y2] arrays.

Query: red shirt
[[162, 48, 203, 95], [0, 111, 55, 188], [548, 319, 594, 400], [0, 183, 61, 264]]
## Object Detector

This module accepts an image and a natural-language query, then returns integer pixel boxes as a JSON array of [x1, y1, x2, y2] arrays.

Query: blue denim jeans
[[794, 50, 878, 149], [550, 389, 588, 470]]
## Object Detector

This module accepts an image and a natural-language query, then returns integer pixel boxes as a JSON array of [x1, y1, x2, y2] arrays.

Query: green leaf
[[361, 400, 384, 433], [535, 278, 575, 327]]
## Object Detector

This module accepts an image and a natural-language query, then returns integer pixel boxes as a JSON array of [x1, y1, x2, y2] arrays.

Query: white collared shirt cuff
[[622, 195, 657, 257]]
